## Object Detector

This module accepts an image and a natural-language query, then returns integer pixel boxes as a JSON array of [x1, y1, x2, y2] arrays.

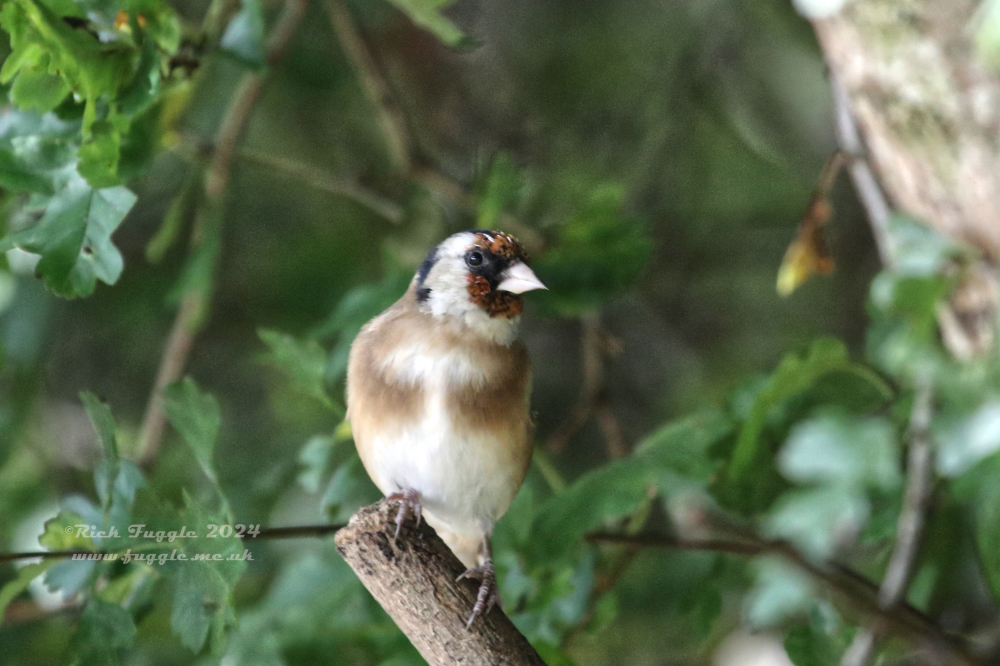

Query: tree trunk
[[813, 0, 1000, 358]]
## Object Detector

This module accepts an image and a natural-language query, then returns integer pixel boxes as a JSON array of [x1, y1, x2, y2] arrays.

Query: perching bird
[[346, 229, 546, 627]]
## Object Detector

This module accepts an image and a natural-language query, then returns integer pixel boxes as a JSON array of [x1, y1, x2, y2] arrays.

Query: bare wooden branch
[[326, 0, 411, 173], [335, 501, 547, 666], [840, 376, 937, 666], [136, 0, 309, 465], [588, 519, 976, 666]]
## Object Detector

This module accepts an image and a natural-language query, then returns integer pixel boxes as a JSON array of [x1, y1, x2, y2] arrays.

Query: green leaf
[[297, 435, 334, 493], [141, 3, 182, 54], [765, 486, 869, 559], [314, 268, 412, 380], [117, 37, 161, 116], [533, 642, 580, 666], [39, 511, 95, 551], [728, 338, 883, 480], [0, 0, 136, 131], [80, 390, 118, 460], [936, 398, 1000, 477], [322, 454, 380, 522], [477, 153, 522, 228], [529, 409, 731, 564], [636, 407, 733, 481], [9, 64, 70, 111], [146, 164, 202, 263], [0, 148, 53, 193], [259, 329, 337, 412], [745, 557, 815, 627], [783, 602, 853, 666], [166, 492, 246, 654], [0, 561, 57, 627], [778, 412, 900, 491], [962, 455, 1000, 597], [220, 0, 265, 67], [74, 599, 136, 666], [162, 377, 221, 484], [77, 119, 122, 188], [0, 170, 136, 297], [977, 0, 1000, 68], [170, 562, 235, 653], [387, 0, 470, 49], [529, 457, 655, 564], [532, 185, 653, 315]]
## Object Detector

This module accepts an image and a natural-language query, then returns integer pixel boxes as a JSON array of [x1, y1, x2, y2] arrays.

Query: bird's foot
[[386, 488, 422, 541], [457, 560, 498, 629]]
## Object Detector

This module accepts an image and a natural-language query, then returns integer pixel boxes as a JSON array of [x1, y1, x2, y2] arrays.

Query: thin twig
[[321, 5, 548, 246], [136, 0, 309, 466], [587, 523, 975, 666], [236, 148, 405, 222], [562, 489, 655, 648], [830, 75, 894, 265], [546, 311, 626, 457], [325, 0, 411, 172], [841, 376, 937, 666]]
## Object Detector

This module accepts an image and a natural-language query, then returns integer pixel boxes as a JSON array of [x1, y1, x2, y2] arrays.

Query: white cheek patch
[[417, 231, 523, 345]]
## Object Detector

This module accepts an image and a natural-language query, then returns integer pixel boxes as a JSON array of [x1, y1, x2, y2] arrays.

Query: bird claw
[[457, 561, 498, 629], [386, 488, 422, 542]]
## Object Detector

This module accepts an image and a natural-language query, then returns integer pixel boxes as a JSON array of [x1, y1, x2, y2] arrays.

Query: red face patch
[[468, 275, 525, 318]]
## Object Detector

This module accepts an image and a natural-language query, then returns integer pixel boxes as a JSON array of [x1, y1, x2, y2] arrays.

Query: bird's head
[[414, 230, 546, 340]]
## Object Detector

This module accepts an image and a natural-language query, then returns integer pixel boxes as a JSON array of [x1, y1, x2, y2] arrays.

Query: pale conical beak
[[497, 261, 547, 294]]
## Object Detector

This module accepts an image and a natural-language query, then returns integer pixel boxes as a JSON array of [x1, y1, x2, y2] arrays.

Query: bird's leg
[[456, 536, 499, 629], [385, 487, 422, 541]]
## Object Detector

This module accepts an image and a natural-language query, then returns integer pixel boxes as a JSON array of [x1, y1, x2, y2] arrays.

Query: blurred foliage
[[0, 0, 998, 665]]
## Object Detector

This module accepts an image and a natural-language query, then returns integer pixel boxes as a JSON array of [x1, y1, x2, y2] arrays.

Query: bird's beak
[[497, 261, 547, 294]]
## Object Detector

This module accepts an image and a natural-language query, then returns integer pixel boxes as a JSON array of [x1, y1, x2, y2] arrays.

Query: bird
[[345, 229, 546, 627]]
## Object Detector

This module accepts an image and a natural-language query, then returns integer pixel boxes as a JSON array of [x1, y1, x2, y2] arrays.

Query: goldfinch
[[346, 229, 546, 627]]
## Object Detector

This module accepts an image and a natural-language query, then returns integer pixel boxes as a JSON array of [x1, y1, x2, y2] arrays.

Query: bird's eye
[[466, 251, 484, 267]]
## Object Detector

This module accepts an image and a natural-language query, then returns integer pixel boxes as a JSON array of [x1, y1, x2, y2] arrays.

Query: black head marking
[[415, 243, 438, 303]]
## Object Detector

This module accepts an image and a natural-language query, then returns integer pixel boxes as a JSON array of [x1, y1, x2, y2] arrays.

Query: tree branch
[[840, 376, 936, 666], [829, 76, 893, 266], [545, 311, 625, 458], [587, 520, 975, 666], [334, 501, 547, 666], [325, 0, 411, 173], [236, 148, 405, 222], [136, 0, 309, 466]]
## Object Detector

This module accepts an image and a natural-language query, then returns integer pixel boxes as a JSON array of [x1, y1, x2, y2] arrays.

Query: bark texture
[[814, 0, 1000, 260], [334, 500, 547, 666], [814, 0, 1000, 358]]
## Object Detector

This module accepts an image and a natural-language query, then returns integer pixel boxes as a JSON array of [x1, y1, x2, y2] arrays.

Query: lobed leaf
[[778, 412, 900, 491], [162, 377, 222, 484], [259, 329, 338, 412], [74, 598, 136, 666], [0, 170, 136, 297], [727, 338, 889, 480], [220, 0, 265, 67], [529, 409, 732, 564]]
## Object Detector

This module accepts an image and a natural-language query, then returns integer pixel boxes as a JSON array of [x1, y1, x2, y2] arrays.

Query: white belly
[[365, 382, 521, 537]]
